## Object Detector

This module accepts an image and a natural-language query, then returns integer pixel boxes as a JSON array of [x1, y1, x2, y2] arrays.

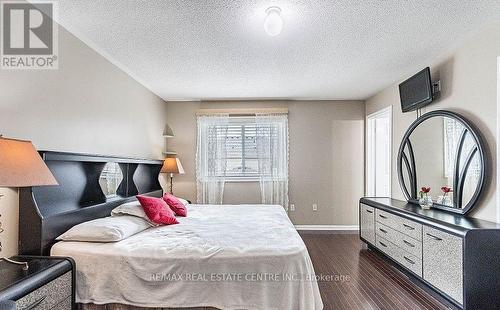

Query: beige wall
[[166, 100, 365, 226], [0, 27, 167, 256], [365, 22, 500, 223]]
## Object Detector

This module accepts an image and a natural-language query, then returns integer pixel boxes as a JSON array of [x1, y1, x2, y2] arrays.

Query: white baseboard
[[294, 225, 359, 231]]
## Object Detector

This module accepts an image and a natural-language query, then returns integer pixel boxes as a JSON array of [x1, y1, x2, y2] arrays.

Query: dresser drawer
[[53, 297, 72, 310], [360, 204, 375, 244], [375, 235, 398, 258], [376, 209, 422, 241], [394, 248, 422, 277], [375, 222, 422, 258], [423, 226, 463, 305], [16, 272, 72, 310], [375, 223, 422, 277]]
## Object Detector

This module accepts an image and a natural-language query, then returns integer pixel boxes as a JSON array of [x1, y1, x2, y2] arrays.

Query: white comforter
[[51, 204, 323, 310]]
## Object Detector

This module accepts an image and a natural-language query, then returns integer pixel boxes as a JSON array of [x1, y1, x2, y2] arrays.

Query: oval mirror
[[397, 110, 487, 214], [99, 162, 124, 198]]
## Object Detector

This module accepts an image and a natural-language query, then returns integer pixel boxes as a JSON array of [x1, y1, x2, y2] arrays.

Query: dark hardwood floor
[[301, 233, 451, 310]]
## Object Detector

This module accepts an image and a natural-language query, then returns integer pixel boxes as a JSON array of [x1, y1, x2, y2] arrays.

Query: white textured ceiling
[[53, 0, 500, 101]]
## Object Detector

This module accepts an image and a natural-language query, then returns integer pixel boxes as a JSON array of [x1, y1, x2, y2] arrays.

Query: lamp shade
[[161, 158, 185, 174], [0, 137, 58, 187], [163, 124, 174, 137]]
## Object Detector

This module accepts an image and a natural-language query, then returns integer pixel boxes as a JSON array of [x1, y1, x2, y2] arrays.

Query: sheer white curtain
[[196, 114, 229, 204], [256, 114, 289, 208]]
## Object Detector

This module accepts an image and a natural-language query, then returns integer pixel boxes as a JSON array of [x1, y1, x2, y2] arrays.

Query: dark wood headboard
[[19, 151, 164, 255]]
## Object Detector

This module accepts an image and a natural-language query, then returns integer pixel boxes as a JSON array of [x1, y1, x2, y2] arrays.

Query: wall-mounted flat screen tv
[[399, 67, 433, 112]]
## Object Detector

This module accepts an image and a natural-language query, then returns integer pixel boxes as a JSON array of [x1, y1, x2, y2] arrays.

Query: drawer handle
[[403, 256, 416, 265], [426, 233, 443, 241], [379, 214, 388, 219], [402, 223, 415, 230], [378, 228, 387, 234], [403, 240, 415, 247], [365, 210, 373, 214], [24, 295, 47, 310], [378, 241, 388, 248]]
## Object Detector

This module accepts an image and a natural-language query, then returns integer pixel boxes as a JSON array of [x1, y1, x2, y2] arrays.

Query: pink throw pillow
[[136, 195, 178, 225], [162, 193, 188, 217]]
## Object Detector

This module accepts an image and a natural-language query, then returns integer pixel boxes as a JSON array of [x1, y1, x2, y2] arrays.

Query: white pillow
[[177, 197, 190, 206], [56, 215, 151, 242], [111, 201, 158, 226]]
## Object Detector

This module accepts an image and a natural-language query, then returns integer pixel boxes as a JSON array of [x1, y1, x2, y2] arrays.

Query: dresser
[[0, 256, 75, 310], [360, 197, 500, 310]]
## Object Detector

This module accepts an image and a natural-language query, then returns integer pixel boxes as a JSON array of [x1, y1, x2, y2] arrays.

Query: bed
[[18, 151, 323, 310], [52, 204, 322, 309]]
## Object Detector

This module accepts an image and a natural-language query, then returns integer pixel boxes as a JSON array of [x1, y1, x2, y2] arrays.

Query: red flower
[[421, 187, 431, 193], [441, 186, 453, 193]]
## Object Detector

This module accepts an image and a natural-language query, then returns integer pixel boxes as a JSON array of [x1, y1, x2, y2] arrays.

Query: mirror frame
[[397, 110, 487, 214]]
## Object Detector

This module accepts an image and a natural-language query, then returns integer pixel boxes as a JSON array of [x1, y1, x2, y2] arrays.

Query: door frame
[[366, 105, 393, 197], [497, 57, 500, 223]]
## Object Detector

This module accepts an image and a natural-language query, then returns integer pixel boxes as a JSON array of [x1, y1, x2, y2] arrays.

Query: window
[[196, 113, 289, 205], [443, 117, 481, 180], [225, 117, 259, 179]]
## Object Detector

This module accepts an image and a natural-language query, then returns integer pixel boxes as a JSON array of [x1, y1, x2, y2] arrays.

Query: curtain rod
[[196, 108, 288, 116]]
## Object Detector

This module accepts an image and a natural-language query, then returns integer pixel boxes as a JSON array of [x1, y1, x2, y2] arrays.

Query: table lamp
[[0, 136, 58, 270], [161, 157, 184, 195]]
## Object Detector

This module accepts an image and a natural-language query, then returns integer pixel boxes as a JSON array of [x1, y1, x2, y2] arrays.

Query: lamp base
[[0, 195, 26, 270], [1, 257, 29, 270], [169, 174, 174, 195]]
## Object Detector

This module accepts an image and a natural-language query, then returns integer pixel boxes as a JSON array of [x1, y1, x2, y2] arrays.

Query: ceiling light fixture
[[264, 6, 283, 36]]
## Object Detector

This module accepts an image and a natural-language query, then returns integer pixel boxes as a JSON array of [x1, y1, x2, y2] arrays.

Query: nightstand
[[0, 256, 75, 310]]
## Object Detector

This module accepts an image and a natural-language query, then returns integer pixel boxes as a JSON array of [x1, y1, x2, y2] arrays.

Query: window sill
[[225, 177, 260, 183]]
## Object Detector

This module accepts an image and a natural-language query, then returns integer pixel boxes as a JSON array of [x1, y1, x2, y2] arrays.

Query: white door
[[366, 106, 392, 197]]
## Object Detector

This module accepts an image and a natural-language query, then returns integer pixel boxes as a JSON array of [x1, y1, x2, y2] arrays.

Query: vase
[[437, 195, 452, 206], [419, 196, 433, 210]]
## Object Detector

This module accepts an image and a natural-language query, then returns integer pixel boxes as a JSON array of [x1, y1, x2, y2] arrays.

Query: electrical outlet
[[290, 204, 295, 211], [312, 204, 318, 211]]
